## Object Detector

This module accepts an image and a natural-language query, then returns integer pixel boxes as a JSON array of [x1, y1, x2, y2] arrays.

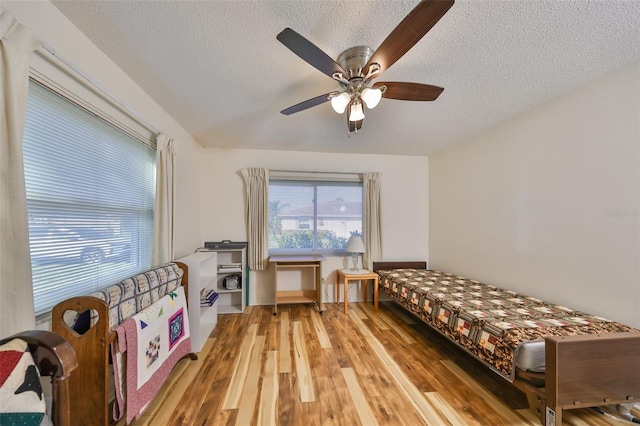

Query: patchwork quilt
[[87, 262, 184, 331], [377, 269, 637, 380], [112, 285, 191, 424], [0, 339, 51, 426]]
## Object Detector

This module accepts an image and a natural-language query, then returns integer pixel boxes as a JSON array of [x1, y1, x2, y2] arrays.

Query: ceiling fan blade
[[365, 0, 454, 77], [281, 93, 331, 115], [374, 81, 444, 101], [277, 28, 347, 78]]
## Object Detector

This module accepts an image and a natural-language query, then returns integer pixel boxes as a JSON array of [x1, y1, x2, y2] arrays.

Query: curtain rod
[[39, 44, 161, 136], [270, 170, 362, 175]]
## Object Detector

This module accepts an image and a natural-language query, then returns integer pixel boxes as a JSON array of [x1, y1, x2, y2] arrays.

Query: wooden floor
[[124, 301, 625, 426]]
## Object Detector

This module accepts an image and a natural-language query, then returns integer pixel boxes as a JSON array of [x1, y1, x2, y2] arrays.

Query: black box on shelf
[[203, 240, 247, 250]]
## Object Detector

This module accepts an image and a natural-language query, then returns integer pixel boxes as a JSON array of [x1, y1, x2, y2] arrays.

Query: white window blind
[[269, 174, 363, 254], [23, 80, 156, 316]]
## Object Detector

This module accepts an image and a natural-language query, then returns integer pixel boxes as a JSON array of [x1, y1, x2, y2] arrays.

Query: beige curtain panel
[[0, 9, 41, 336], [363, 172, 382, 270], [152, 133, 176, 266], [241, 168, 269, 271]]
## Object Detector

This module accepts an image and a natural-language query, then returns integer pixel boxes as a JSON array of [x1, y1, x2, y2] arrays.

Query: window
[[298, 219, 311, 229], [268, 177, 363, 253], [22, 80, 156, 316]]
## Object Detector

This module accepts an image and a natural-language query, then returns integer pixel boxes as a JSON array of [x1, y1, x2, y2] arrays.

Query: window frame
[[268, 175, 364, 256]]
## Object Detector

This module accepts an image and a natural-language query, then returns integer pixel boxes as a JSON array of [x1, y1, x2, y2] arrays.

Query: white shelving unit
[[176, 251, 218, 352], [198, 245, 246, 314]]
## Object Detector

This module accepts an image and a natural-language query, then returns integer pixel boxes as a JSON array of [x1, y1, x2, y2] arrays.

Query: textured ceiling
[[51, 0, 640, 156]]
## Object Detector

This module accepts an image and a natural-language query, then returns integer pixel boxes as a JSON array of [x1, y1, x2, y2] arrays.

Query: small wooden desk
[[336, 269, 379, 315], [269, 255, 324, 315]]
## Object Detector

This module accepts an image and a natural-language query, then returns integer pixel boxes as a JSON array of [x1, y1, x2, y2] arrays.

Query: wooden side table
[[336, 269, 379, 315]]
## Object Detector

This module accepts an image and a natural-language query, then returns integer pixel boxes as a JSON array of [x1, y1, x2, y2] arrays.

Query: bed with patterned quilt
[[372, 261, 640, 426]]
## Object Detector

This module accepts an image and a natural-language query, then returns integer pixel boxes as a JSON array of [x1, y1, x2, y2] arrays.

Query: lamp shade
[[361, 87, 382, 109], [346, 235, 365, 253], [330, 92, 350, 114], [348, 102, 365, 122]]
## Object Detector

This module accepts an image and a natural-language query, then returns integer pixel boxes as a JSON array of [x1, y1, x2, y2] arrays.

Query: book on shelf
[[200, 288, 217, 300], [219, 263, 241, 270], [200, 288, 218, 306], [201, 295, 218, 307]]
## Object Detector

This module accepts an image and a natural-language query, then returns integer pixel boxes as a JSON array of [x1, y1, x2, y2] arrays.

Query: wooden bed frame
[[0, 330, 78, 426], [51, 261, 193, 426], [372, 261, 640, 425]]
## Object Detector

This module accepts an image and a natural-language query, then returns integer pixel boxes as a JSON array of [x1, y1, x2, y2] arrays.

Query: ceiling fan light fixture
[[330, 92, 350, 114], [348, 101, 365, 122], [361, 87, 382, 109], [277, 0, 454, 133]]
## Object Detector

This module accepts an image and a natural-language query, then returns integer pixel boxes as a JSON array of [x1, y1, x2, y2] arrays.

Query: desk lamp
[[346, 235, 365, 271]]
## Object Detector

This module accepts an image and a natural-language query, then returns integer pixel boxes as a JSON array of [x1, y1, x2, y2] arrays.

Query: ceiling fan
[[277, 0, 454, 133]]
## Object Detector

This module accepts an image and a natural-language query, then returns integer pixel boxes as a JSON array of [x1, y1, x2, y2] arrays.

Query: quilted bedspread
[[377, 269, 637, 381]]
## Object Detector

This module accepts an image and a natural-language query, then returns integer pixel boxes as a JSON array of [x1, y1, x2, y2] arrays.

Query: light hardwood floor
[[124, 302, 622, 425]]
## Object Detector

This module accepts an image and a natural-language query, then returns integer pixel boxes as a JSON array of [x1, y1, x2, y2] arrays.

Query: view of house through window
[[269, 180, 363, 253], [22, 80, 156, 316]]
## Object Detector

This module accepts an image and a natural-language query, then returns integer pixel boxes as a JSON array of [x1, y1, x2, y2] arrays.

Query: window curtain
[[152, 133, 175, 266], [0, 9, 41, 336], [363, 172, 382, 270], [240, 168, 269, 271]]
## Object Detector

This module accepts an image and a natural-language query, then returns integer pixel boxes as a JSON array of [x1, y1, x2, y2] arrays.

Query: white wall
[[430, 59, 640, 328], [199, 148, 429, 306], [3, 1, 204, 258]]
